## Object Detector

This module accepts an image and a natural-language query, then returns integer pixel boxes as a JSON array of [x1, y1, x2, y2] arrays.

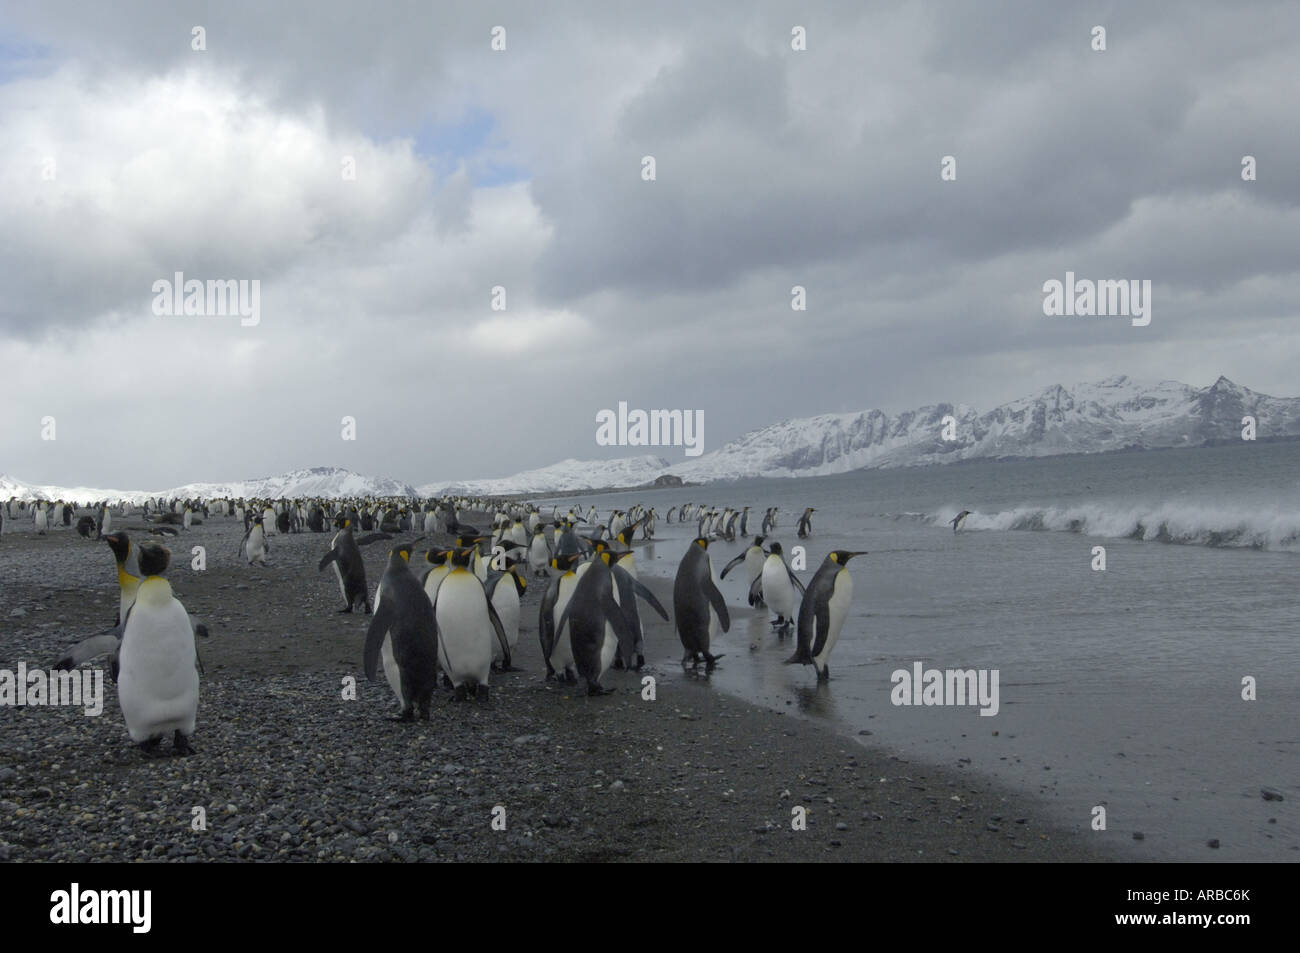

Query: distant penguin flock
[[0, 489, 992, 754]]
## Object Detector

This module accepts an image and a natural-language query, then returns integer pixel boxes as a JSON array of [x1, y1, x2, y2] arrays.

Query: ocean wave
[[929, 502, 1300, 551]]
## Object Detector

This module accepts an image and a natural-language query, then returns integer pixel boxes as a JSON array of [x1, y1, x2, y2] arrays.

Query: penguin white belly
[[744, 550, 764, 586], [380, 634, 404, 706], [118, 602, 198, 741], [763, 560, 794, 616], [550, 579, 578, 669], [102, 511, 112, 534], [814, 573, 854, 669], [436, 584, 493, 687], [599, 623, 618, 678], [332, 561, 347, 604], [423, 512, 437, 534]]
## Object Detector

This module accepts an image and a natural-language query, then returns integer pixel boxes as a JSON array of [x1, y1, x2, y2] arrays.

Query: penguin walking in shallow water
[[950, 510, 971, 533], [760, 541, 806, 637], [364, 543, 439, 720], [117, 543, 199, 755], [673, 537, 729, 670], [786, 551, 866, 682], [796, 507, 815, 538]]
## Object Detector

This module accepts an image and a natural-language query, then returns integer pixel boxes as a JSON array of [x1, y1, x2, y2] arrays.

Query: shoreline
[[0, 514, 1113, 861]]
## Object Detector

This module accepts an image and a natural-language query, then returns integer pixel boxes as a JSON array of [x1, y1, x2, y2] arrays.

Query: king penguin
[[319, 520, 390, 613], [672, 537, 730, 670], [484, 564, 526, 672], [796, 507, 815, 539], [786, 551, 866, 681], [760, 541, 806, 637], [365, 542, 439, 720], [553, 553, 643, 695], [117, 543, 199, 755], [431, 548, 510, 701], [719, 535, 767, 608], [950, 510, 971, 533], [241, 515, 269, 565], [539, 553, 584, 682]]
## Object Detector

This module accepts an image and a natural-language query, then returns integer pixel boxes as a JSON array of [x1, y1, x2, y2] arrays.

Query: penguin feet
[[172, 730, 195, 756], [441, 674, 453, 689], [612, 657, 626, 671], [586, 683, 614, 696], [816, 665, 830, 683], [337, 606, 353, 614], [138, 737, 163, 757], [389, 707, 415, 722], [453, 684, 468, 702], [563, 670, 578, 686], [635, 654, 645, 671], [475, 685, 490, 704]]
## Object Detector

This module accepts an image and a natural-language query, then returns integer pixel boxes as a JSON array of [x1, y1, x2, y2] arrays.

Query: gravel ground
[[0, 510, 1113, 862]]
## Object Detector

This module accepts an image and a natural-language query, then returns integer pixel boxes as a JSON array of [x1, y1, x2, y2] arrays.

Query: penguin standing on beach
[[117, 543, 199, 755], [364, 543, 439, 720], [319, 521, 390, 613], [672, 537, 729, 670], [431, 549, 510, 701], [950, 510, 971, 533], [760, 541, 806, 638], [485, 565, 526, 672], [241, 515, 269, 565], [539, 553, 584, 682], [786, 551, 866, 682], [554, 553, 647, 695]]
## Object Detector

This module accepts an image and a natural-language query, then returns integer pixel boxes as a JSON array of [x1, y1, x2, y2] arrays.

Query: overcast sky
[[2, 0, 1298, 489]]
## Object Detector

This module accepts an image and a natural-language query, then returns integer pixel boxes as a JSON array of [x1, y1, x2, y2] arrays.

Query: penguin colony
[[13, 492, 879, 754]]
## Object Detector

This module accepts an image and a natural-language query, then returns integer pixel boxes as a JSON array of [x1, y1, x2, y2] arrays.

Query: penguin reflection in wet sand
[[951, 510, 971, 533], [364, 543, 439, 720], [117, 543, 199, 755], [786, 551, 866, 682], [673, 537, 729, 671]]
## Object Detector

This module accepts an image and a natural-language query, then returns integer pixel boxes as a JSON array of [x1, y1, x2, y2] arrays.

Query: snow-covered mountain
[[418, 455, 671, 496], [0, 467, 416, 504], [5, 377, 1295, 500], [666, 375, 1300, 481]]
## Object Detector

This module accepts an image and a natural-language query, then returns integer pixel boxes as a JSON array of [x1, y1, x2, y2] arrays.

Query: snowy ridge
[[664, 375, 1300, 482], [0, 467, 416, 504], [418, 455, 671, 496]]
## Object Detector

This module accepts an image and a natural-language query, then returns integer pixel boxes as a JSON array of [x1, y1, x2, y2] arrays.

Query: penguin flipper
[[483, 572, 503, 600], [51, 630, 122, 670], [748, 575, 765, 606], [355, 533, 393, 547], [363, 604, 396, 681], [718, 552, 747, 579], [318, 549, 339, 571], [623, 573, 669, 621], [786, 562, 807, 595]]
